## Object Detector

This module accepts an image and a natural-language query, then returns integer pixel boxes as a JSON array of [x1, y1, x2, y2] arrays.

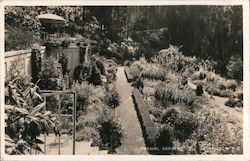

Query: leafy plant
[[160, 106, 198, 142], [5, 76, 58, 155], [72, 81, 94, 113], [38, 57, 64, 90], [98, 111, 124, 154], [104, 86, 120, 108]]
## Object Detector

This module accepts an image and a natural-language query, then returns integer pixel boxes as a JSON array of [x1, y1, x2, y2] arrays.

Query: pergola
[[36, 13, 66, 41]]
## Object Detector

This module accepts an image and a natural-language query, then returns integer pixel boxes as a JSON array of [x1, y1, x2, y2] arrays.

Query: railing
[[40, 32, 66, 42]]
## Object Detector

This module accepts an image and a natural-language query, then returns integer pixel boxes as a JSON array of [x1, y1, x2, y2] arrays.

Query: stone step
[[76, 141, 92, 155], [89, 146, 100, 155], [98, 150, 108, 155]]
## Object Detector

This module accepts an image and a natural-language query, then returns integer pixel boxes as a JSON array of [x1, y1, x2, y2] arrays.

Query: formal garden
[[4, 6, 243, 155]]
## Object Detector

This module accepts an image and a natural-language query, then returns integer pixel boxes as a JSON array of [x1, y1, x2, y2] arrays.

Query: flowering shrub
[[72, 81, 94, 112], [141, 63, 166, 81], [38, 57, 65, 90], [155, 82, 196, 107]]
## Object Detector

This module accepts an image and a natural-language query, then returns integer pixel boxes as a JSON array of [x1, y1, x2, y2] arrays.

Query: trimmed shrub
[[132, 88, 159, 149], [88, 65, 102, 85], [31, 46, 42, 83], [196, 85, 204, 96]]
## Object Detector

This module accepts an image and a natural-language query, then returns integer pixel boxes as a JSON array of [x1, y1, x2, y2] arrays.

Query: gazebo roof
[[37, 14, 66, 24]]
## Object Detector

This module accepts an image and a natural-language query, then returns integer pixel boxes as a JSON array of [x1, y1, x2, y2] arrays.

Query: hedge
[[132, 88, 159, 150], [124, 66, 133, 82]]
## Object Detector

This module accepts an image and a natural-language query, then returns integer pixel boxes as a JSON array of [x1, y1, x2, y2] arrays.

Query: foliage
[[131, 6, 242, 76], [160, 106, 198, 142], [155, 124, 174, 154], [196, 106, 243, 154], [104, 85, 120, 108], [72, 81, 94, 113], [73, 64, 92, 83], [76, 112, 101, 144], [140, 63, 166, 81], [155, 82, 196, 107], [88, 65, 102, 86], [31, 45, 42, 83], [38, 57, 64, 90], [5, 58, 31, 85], [103, 58, 117, 82], [225, 97, 242, 108], [98, 111, 124, 154], [5, 76, 58, 154], [59, 51, 70, 76], [226, 56, 243, 81], [196, 85, 204, 96], [132, 88, 159, 148], [61, 39, 71, 48], [5, 28, 38, 51]]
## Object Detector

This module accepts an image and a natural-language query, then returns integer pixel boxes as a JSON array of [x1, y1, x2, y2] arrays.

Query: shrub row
[[132, 88, 159, 149]]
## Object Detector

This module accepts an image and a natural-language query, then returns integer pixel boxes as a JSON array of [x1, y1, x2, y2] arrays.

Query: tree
[[31, 45, 42, 83], [226, 56, 243, 82], [58, 52, 69, 76]]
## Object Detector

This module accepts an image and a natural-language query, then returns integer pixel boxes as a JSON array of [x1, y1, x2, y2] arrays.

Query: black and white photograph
[[1, 0, 249, 160]]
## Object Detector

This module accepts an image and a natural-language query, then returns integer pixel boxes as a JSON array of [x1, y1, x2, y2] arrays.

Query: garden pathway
[[115, 66, 148, 155]]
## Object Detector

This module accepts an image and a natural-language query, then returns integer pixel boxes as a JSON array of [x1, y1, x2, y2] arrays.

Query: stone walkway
[[115, 66, 148, 155]]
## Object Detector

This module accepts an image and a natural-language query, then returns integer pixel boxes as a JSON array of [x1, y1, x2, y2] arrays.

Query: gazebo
[[37, 13, 66, 41]]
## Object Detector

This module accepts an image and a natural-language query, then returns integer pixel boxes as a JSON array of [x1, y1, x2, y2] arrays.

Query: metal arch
[[39, 90, 77, 155]]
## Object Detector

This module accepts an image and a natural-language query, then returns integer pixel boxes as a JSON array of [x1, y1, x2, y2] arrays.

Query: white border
[[1, 0, 249, 161]]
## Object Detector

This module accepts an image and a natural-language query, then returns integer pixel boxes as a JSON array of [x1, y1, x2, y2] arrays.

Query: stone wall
[[5, 45, 81, 79], [5, 46, 46, 77]]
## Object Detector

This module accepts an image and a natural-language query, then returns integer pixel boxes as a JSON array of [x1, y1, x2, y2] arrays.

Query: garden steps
[[76, 141, 108, 155], [37, 134, 108, 155]]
